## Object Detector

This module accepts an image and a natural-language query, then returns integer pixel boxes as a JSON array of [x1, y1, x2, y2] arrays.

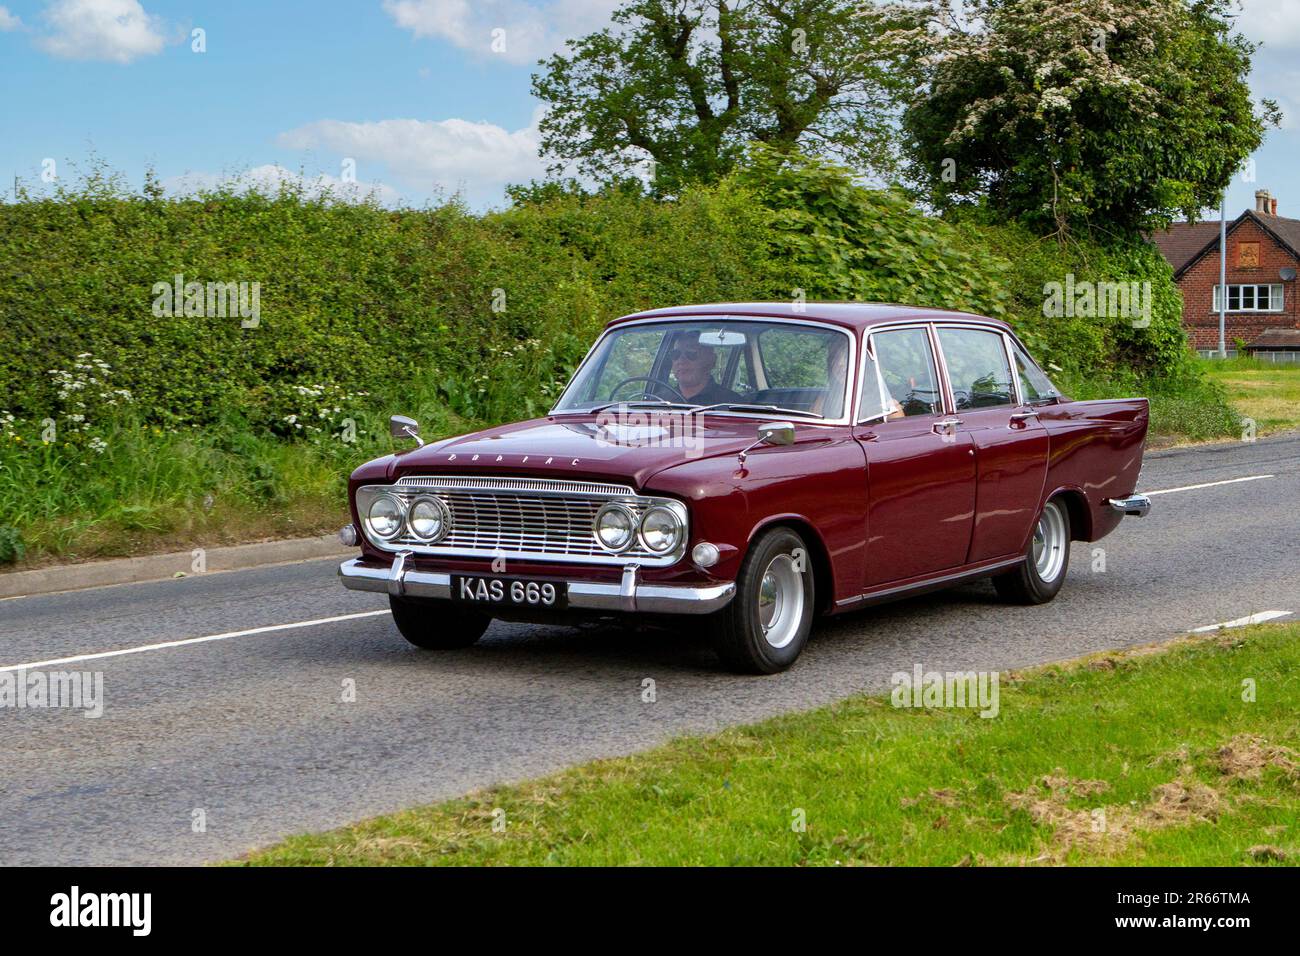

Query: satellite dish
[[1281, 268, 1297, 281]]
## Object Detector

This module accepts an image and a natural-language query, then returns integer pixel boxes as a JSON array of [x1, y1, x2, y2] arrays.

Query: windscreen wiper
[[681, 403, 821, 418], [585, 398, 696, 414]]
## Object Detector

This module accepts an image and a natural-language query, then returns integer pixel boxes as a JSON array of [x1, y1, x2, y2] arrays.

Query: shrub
[[0, 525, 24, 565]]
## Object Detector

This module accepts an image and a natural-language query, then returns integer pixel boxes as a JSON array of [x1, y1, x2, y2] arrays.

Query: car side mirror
[[757, 421, 795, 446], [738, 421, 795, 468], [390, 414, 424, 447]]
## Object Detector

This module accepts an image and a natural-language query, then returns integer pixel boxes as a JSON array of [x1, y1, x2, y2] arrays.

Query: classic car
[[338, 303, 1151, 673]]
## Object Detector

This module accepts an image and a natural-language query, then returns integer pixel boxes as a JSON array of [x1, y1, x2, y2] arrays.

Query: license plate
[[450, 575, 568, 609]]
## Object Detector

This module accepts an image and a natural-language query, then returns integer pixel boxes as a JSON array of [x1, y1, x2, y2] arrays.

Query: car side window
[[1010, 342, 1060, 403], [584, 329, 666, 401], [937, 328, 1015, 410], [857, 347, 889, 422], [871, 328, 943, 417]]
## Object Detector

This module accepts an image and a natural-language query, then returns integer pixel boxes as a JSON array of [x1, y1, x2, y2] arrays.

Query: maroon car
[[339, 303, 1150, 673]]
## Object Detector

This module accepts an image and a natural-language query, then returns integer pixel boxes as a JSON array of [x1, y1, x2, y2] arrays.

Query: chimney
[[1271, 197, 1278, 216], [1255, 189, 1273, 215]]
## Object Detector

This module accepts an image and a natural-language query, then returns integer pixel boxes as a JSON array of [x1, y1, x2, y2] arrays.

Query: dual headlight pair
[[594, 502, 684, 556], [365, 493, 449, 543], [364, 491, 685, 557]]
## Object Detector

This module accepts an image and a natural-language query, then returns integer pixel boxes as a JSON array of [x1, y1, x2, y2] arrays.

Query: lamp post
[[1218, 194, 1227, 358]]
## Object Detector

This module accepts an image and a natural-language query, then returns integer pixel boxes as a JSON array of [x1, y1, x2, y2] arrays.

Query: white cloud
[[277, 114, 549, 202], [163, 165, 403, 206], [1233, 1, 1300, 130], [1237, 0, 1300, 53], [382, 0, 618, 65], [0, 6, 22, 31], [36, 0, 166, 63]]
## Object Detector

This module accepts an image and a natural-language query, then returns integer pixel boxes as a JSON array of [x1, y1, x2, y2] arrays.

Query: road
[[1, 432, 1297, 865]]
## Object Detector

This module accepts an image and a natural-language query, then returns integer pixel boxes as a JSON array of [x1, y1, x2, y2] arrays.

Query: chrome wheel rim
[[1032, 501, 1067, 583], [757, 553, 804, 649]]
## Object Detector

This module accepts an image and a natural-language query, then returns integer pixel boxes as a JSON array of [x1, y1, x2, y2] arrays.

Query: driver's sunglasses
[[670, 348, 706, 362]]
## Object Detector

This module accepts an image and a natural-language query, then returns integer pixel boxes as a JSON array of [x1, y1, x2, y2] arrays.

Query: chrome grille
[[361, 475, 685, 566]]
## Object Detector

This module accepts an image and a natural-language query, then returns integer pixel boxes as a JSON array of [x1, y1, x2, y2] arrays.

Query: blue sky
[[1, 0, 1296, 216]]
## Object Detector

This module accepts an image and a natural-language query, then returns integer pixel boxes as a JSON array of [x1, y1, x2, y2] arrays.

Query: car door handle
[[1009, 410, 1038, 428], [932, 418, 963, 436]]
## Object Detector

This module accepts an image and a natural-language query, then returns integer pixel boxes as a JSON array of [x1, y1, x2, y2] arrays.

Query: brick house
[[1149, 189, 1300, 358]]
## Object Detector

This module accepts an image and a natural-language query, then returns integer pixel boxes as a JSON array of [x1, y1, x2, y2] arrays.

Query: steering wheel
[[607, 376, 688, 403]]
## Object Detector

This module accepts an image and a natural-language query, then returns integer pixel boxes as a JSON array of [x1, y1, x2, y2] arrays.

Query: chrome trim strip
[[397, 475, 636, 498], [339, 559, 734, 614], [1107, 494, 1151, 517], [1002, 331, 1024, 408], [550, 314, 858, 426], [929, 321, 956, 416], [835, 556, 1026, 607]]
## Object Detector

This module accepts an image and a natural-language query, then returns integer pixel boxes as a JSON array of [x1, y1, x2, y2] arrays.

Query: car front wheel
[[993, 497, 1071, 604], [711, 527, 815, 674], [389, 595, 491, 649]]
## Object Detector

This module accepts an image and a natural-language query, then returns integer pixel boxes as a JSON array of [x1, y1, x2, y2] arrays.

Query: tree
[[531, 0, 919, 196], [895, 0, 1279, 236]]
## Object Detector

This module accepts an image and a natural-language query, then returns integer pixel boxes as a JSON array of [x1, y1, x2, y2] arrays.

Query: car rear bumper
[[339, 556, 735, 615], [1107, 494, 1151, 517]]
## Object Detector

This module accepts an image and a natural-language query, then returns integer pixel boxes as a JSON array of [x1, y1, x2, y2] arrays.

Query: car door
[[855, 325, 976, 586], [934, 325, 1049, 564]]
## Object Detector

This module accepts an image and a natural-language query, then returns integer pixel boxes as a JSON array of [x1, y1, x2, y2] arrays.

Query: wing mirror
[[757, 421, 795, 446], [390, 414, 424, 448], [738, 421, 795, 468]]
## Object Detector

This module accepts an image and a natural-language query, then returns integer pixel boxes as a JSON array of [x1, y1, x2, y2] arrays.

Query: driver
[[669, 340, 742, 405]]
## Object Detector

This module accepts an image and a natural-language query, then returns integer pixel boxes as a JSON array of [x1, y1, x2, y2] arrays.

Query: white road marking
[[1189, 610, 1292, 633], [0, 609, 392, 673], [1143, 474, 1274, 496]]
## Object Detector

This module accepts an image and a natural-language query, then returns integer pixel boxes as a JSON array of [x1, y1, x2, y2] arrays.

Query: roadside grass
[[1198, 358, 1300, 436], [238, 623, 1300, 867], [0, 397, 476, 567]]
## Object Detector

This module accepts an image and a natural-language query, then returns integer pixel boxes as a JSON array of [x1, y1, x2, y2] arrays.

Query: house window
[[1213, 284, 1284, 312]]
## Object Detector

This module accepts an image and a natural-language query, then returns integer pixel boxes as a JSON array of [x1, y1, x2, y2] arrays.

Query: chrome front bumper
[[338, 555, 735, 615], [1108, 494, 1151, 517]]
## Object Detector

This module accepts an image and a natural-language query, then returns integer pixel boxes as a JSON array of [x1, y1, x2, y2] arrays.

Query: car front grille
[[364, 475, 684, 566]]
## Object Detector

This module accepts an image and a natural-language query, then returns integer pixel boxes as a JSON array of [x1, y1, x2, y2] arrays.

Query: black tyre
[[993, 497, 1071, 605], [389, 595, 490, 649], [711, 527, 816, 674]]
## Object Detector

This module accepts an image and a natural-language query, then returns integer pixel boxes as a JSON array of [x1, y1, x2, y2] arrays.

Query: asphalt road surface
[[2, 432, 1297, 865]]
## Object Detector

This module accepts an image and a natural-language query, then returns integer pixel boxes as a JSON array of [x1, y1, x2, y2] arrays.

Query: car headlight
[[639, 505, 683, 554], [408, 495, 450, 542], [366, 494, 405, 541], [593, 503, 636, 553]]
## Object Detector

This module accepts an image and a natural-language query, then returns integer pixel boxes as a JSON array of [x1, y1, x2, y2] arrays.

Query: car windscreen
[[552, 319, 853, 418]]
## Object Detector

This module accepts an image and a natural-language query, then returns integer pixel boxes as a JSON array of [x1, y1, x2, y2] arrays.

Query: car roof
[[607, 302, 1009, 333]]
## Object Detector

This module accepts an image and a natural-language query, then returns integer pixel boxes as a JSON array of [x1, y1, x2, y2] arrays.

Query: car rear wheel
[[389, 595, 491, 649], [711, 527, 815, 674], [993, 498, 1071, 605]]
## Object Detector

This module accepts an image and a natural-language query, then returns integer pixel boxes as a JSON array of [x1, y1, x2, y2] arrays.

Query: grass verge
[[1198, 358, 1300, 436], [0, 400, 476, 568], [238, 623, 1300, 866]]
